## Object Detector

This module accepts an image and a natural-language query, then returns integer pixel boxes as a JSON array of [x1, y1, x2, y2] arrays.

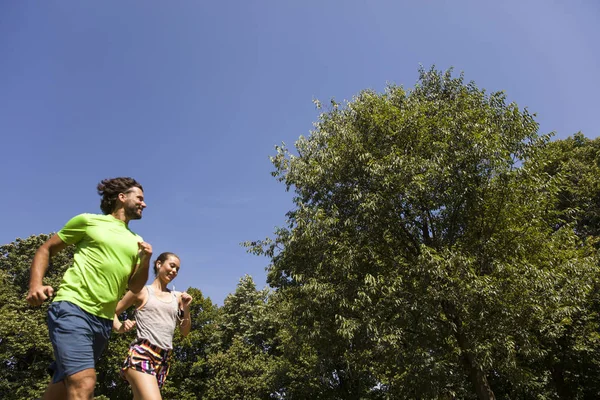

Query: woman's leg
[[124, 368, 162, 400]]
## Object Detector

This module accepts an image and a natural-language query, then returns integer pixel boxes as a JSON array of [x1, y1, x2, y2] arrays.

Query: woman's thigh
[[124, 368, 162, 400]]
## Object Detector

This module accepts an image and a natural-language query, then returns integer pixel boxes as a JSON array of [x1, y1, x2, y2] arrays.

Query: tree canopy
[[250, 67, 600, 399]]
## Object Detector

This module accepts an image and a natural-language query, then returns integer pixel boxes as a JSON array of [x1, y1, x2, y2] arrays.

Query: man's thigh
[[65, 368, 96, 400], [47, 301, 110, 383]]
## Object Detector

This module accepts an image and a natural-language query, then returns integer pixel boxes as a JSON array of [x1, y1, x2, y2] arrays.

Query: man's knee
[[65, 369, 96, 398], [42, 381, 67, 400]]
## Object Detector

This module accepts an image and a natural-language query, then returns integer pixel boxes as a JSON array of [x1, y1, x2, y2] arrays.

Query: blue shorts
[[47, 301, 112, 383]]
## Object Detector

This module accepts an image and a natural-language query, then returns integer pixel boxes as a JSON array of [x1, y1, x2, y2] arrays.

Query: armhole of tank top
[[135, 286, 150, 311], [171, 290, 179, 307], [172, 290, 183, 319]]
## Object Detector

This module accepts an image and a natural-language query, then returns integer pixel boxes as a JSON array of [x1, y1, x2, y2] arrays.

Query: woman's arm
[[113, 289, 144, 333], [178, 292, 193, 337]]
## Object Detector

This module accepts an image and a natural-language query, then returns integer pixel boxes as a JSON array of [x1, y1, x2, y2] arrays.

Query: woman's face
[[157, 255, 180, 283]]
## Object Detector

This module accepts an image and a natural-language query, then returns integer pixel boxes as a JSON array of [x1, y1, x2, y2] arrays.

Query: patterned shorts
[[121, 339, 173, 388]]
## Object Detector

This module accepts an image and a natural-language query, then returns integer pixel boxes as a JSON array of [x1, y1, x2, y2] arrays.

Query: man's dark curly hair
[[97, 177, 144, 215]]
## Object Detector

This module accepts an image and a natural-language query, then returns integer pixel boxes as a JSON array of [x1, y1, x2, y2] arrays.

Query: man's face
[[122, 187, 146, 220]]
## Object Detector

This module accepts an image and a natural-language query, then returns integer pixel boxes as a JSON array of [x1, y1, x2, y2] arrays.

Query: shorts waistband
[[133, 338, 173, 355]]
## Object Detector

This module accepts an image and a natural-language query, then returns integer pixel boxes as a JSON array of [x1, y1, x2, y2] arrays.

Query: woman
[[113, 252, 193, 399]]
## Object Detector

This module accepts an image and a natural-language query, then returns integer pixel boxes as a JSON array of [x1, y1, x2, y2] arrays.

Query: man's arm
[[26, 234, 68, 306], [128, 241, 152, 294]]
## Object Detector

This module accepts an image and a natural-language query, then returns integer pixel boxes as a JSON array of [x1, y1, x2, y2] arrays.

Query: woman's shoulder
[[132, 286, 150, 307]]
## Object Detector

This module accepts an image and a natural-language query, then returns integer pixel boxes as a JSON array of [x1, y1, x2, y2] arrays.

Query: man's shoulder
[[61, 213, 93, 229], [82, 213, 127, 225], [83, 213, 113, 221], [67, 213, 105, 223], [80, 214, 141, 236]]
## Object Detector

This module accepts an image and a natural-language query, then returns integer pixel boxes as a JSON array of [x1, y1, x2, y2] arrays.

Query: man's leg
[[46, 302, 109, 400], [41, 381, 66, 400], [65, 368, 96, 400]]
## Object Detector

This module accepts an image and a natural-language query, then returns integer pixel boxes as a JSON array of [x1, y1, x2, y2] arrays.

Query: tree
[[250, 67, 599, 399], [538, 132, 600, 242], [203, 275, 281, 400], [0, 235, 73, 400], [212, 275, 272, 352], [525, 133, 600, 398]]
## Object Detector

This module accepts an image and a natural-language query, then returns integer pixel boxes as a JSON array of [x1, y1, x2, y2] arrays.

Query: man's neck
[[111, 209, 129, 226]]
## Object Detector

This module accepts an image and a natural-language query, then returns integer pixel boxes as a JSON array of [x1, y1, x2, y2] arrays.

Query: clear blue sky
[[1, 1, 598, 305]]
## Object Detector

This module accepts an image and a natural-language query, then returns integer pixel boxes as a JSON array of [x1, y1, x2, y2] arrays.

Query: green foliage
[[0, 235, 70, 400], [213, 275, 272, 351], [204, 337, 279, 400], [253, 67, 600, 399], [538, 132, 600, 242], [202, 275, 281, 399], [524, 133, 600, 398]]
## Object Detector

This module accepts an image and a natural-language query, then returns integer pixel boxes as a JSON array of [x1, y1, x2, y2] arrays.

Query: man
[[27, 177, 152, 400]]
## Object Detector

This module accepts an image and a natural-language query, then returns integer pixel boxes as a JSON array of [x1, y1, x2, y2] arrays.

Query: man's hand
[[138, 241, 153, 260], [26, 285, 54, 306], [128, 242, 153, 294]]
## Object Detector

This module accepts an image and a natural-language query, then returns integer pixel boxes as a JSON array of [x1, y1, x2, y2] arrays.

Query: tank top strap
[[146, 285, 176, 304]]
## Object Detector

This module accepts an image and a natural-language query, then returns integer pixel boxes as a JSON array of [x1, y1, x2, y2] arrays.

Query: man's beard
[[125, 204, 142, 220]]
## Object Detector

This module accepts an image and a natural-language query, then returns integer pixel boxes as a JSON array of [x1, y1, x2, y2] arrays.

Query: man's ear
[[118, 192, 127, 202]]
